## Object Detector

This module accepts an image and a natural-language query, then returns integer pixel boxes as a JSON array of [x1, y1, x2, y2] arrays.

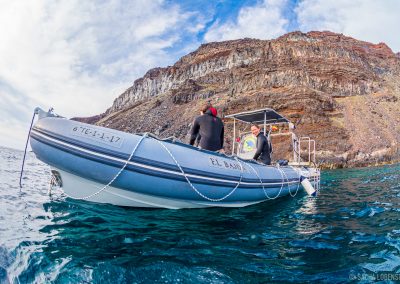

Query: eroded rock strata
[[77, 31, 400, 168]]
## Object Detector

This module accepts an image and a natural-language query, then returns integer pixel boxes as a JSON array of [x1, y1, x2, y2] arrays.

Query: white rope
[[293, 167, 303, 197], [278, 165, 301, 197], [246, 163, 285, 200], [152, 138, 244, 202], [61, 133, 148, 200], [56, 129, 305, 202]]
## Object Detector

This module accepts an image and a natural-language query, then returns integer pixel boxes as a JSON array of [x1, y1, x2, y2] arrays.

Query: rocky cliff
[[80, 31, 400, 168]]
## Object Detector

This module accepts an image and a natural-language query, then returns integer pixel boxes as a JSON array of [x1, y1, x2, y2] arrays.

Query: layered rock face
[[84, 31, 400, 168]]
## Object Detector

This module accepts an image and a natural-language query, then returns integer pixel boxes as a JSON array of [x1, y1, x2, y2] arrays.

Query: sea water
[[0, 146, 399, 283]]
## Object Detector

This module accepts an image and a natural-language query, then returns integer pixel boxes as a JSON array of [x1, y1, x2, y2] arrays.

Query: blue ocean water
[[1, 146, 399, 283]]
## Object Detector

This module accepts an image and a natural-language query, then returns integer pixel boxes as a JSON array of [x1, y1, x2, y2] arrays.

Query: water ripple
[[1, 146, 400, 283]]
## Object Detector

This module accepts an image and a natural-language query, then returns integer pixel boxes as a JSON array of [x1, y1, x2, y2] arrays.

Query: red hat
[[210, 107, 217, 117]]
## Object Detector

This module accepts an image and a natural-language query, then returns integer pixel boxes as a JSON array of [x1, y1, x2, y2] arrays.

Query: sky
[[1, 0, 399, 150]]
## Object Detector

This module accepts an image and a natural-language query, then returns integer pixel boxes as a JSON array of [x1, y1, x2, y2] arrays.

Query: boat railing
[[290, 136, 317, 167]]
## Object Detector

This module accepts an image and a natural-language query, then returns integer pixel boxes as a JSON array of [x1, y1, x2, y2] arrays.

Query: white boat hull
[[54, 168, 266, 209]]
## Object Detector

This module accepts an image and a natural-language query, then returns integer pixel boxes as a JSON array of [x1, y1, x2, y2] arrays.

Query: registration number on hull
[[71, 125, 124, 148]]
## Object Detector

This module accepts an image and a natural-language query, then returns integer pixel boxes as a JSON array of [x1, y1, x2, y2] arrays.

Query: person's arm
[[220, 124, 224, 149], [267, 133, 273, 153], [253, 136, 263, 160], [195, 134, 201, 146], [265, 136, 271, 155], [189, 118, 200, 145]]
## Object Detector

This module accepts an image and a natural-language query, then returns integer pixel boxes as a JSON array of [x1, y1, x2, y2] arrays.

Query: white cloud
[[296, 0, 400, 52], [0, 119, 29, 151], [204, 0, 289, 42], [0, 1, 185, 115], [0, 0, 203, 149], [1, 0, 398, 150]]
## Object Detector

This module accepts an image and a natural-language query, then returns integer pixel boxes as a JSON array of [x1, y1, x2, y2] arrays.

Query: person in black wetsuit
[[251, 124, 272, 165], [189, 103, 224, 151], [194, 106, 218, 147]]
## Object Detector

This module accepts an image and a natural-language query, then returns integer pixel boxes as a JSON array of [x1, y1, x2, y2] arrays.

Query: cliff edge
[[78, 31, 400, 168]]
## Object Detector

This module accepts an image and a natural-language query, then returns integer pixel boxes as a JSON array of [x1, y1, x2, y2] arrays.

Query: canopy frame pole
[[263, 111, 267, 134], [232, 118, 236, 155]]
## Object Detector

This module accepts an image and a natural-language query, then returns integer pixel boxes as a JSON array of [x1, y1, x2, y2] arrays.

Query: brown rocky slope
[[77, 31, 400, 168]]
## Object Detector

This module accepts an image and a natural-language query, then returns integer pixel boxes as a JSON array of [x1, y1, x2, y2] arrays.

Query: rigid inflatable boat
[[28, 107, 320, 209]]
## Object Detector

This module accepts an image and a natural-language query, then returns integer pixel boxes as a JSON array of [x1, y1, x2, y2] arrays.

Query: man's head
[[200, 102, 212, 114], [251, 124, 261, 137]]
